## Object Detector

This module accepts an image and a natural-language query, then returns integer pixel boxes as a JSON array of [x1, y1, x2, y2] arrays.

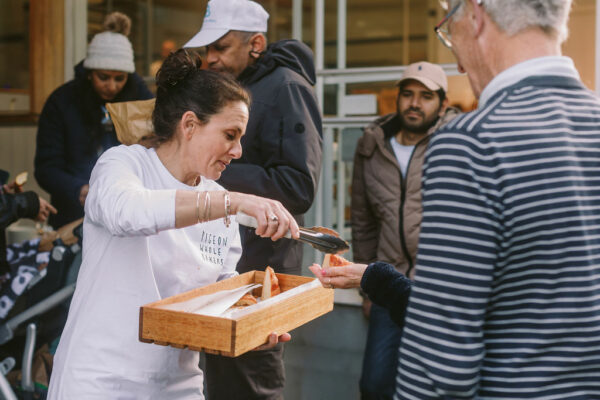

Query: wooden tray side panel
[[140, 307, 235, 353], [231, 285, 334, 356]]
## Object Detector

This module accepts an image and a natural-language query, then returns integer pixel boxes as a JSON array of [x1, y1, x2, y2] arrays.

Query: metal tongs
[[236, 212, 350, 254]]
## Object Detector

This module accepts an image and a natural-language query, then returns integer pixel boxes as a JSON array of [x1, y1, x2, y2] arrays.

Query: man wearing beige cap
[[350, 61, 459, 399]]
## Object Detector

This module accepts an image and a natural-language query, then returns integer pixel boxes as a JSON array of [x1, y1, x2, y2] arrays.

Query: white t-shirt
[[48, 145, 241, 400], [389, 137, 414, 178]]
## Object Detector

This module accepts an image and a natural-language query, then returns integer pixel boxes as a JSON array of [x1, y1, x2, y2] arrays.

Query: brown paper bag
[[106, 99, 157, 146]]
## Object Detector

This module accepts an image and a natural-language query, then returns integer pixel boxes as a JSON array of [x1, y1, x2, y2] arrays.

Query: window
[[0, 0, 29, 91], [0, 0, 29, 114], [88, 0, 207, 81]]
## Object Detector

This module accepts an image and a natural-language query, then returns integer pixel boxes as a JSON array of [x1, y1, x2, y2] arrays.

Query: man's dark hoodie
[[34, 62, 153, 228], [218, 39, 323, 275]]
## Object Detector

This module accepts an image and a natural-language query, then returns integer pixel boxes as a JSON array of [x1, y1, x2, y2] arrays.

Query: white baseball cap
[[184, 0, 269, 48]]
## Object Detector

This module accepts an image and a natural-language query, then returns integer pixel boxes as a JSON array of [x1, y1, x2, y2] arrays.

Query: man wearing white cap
[[184, 1, 322, 399], [351, 61, 459, 399]]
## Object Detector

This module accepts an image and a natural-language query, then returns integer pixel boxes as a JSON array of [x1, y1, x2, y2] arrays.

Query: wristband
[[224, 192, 231, 227], [203, 191, 211, 222], [196, 191, 201, 223]]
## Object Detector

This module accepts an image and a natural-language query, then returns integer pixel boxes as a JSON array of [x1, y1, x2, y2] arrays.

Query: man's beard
[[399, 107, 440, 134]]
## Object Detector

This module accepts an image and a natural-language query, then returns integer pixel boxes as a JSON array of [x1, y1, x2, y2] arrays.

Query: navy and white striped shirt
[[397, 58, 600, 399]]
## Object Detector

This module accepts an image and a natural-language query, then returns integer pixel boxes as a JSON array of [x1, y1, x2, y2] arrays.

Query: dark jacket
[[361, 262, 412, 327], [351, 107, 459, 279], [218, 39, 323, 275], [34, 62, 153, 228], [0, 172, 40, 276]]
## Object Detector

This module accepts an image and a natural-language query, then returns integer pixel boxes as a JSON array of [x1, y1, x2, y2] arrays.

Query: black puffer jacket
[[34, 62, 153, 228], [218, 40, 323, 274]]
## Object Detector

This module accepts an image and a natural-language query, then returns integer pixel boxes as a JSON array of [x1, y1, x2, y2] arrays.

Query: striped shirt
[[396, 58, 600, 399]]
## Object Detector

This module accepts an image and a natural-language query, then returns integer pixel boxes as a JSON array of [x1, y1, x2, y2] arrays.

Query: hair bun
[[103, 12, 131, 37], [156, 49, 202, 90]]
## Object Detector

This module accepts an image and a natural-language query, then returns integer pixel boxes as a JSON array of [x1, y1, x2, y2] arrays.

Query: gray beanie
[[83, 12, 135, 73]]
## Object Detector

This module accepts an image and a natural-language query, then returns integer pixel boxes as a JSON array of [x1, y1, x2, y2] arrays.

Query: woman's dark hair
[[153, 49, 250, 142]]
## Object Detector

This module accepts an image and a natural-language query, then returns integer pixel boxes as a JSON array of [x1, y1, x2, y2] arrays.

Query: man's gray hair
[[450, 0, 573, 43], [232, 30, 266, 44]]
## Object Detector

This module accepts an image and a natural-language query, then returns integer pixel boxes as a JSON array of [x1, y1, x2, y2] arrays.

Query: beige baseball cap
[[396, 62, 448, 93]]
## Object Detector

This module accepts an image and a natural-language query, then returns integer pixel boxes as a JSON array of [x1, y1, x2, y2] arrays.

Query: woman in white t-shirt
[[48, 49, 298, 400]]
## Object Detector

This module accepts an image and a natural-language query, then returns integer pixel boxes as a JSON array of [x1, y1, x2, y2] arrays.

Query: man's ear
[[470, 0, 485, 36], [439, 97, 449, 116], [249, 33, 267, 58]]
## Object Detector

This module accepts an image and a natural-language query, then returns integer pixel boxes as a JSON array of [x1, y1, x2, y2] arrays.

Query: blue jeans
[[359, 302, 402, 400]]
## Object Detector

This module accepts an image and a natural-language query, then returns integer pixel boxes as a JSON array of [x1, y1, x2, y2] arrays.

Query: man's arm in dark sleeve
[[361, 261, 412, 327], [397, 126, 496, 399], [0, 191, 40, 230], [219, 82, 322, 214]]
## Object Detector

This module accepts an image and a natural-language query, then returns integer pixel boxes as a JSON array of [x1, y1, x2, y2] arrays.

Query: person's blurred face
[[205, 32, 253, 78], [161, 40, 177, 59], [397, 80, 446, 134], [89, 70, 128, 101], [189, 101, 249, 180]]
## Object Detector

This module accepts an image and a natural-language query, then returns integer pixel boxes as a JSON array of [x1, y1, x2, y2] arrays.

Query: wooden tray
[[139, 271, 334, 357]]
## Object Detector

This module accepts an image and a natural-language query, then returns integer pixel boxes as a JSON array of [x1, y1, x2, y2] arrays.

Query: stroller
[[0, 220, 82, 400]]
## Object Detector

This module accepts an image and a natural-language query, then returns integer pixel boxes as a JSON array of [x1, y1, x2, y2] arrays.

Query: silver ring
[[269, 215, 278, 223], [327, 277, 332, 288]]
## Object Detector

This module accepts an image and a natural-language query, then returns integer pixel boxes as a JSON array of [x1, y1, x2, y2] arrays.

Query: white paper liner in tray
[[156, 283, 262, 317], [221, 279, 322, 319], [156, 279, 322, 319]]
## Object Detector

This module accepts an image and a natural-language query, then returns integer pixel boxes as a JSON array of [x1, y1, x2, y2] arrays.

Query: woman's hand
[[37, 197, 58, 222], [309, 262, 369, 289], [230, 192, 299, 241], [253, 332, 292, 351], [2, 183, 16, 194]]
